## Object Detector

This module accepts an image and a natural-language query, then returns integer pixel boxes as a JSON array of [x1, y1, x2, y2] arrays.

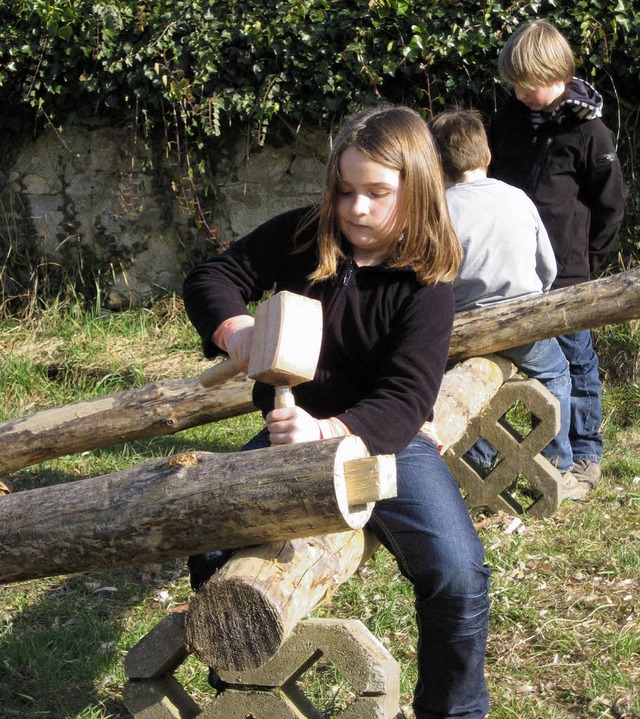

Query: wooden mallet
[[198, 291, 323, 408]]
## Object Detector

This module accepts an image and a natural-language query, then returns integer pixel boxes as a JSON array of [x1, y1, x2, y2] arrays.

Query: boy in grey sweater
[[430, 109, 588, 498]]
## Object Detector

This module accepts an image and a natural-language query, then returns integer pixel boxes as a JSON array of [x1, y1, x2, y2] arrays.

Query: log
[[0, 375, 255, 478], [0, 436, 396, 584], [1, 268, 637, 478], [185, 355, 517, 671], [449, 267, 640, 363], [185, 531, 380, 671], [0, 375, 255, 477], [431, 355, 517, 453]]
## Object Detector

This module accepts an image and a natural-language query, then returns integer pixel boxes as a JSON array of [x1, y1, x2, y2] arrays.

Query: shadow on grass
[[0, 420, 265, 717], [0, 563, 181, 719]]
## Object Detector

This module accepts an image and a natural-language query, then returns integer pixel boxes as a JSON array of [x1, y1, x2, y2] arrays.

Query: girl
[[183, 104, 491, 719]]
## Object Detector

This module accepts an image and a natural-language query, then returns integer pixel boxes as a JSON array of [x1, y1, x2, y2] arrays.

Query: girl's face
[[337, 147, 403, 266], [513, 81, 566, 111]]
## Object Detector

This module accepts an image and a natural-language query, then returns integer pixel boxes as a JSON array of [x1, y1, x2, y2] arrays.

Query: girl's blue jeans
[[190, 430, 491, 719], [368, 434, 490, 719]]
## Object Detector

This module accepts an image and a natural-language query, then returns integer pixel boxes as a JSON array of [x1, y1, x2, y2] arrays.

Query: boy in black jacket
[[490, 19, 627, 492]]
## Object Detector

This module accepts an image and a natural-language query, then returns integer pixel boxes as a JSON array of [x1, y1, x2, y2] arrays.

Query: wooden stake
[[343, 455, 397, 506]]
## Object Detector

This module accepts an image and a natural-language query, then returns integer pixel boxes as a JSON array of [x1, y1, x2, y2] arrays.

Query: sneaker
[[571, 459, 601, 487], [560, 471, 592, 501]]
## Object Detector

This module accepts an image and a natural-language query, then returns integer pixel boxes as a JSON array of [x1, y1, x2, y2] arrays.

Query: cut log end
[[343, 454, 397, 506], [330, 438, 397, 528], [186, 578, 284, 671]]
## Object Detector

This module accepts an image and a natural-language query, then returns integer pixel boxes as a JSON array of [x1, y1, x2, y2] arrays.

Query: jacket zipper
[[526, 135, 553, 194], [322, 256, 354, 329], [342, 257, 354, 285]]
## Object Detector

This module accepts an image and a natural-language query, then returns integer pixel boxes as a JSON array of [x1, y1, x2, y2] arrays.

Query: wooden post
[[0, 437, 396, 584], [185, 355, 517, 671]]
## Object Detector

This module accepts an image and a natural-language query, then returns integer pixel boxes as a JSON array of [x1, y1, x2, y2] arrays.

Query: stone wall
[[1, 120, 327, 309]]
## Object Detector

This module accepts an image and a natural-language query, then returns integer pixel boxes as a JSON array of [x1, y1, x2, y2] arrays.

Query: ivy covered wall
[[2, 1, 638, 137], [1, 0, 638, 308]]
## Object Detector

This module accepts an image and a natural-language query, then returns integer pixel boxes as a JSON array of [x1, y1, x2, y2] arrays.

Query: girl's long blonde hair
[[302, 104, 461, 285]]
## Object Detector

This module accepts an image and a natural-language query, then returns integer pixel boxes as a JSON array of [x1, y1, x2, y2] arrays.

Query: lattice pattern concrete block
[[218, 617, 396, 692], [125, 611, 189, 679], [122, 675, 200, 719], [122, 617, 401, 719], [446, 378, 561, 518], [210, 618, 400, 719]]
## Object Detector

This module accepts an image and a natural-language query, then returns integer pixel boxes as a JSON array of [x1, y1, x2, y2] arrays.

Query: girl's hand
[[266, 406, 322, 445], [226, 324, 254, 372]]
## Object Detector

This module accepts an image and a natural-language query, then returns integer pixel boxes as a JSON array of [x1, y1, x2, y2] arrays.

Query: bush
[[0, 0, 638, 284], [2, 1, 638, 138]]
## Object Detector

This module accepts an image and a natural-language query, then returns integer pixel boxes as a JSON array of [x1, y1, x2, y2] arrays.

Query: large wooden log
[[0, 436, 396, 584], [0, 375, 255, 477], [185, 355, 517, 671], [449, 267, 640, 363], [186, 531, 381, 671], [1, 268, 637, 478]]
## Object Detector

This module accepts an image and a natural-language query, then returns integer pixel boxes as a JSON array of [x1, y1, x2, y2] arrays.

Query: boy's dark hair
[[428, 109, 490, 183]]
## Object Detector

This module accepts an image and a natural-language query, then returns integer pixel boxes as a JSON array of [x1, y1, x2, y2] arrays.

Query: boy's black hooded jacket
[[489, 78, 627, 288]]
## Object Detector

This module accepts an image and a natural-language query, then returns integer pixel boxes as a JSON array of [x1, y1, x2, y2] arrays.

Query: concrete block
[[446, 377, 561, 518], [122, 676, 200, 719], [124, 611, 188, 679], [215, 618, 399, 718], [218, 618, 398, 693], [123, 615, 400, 718]]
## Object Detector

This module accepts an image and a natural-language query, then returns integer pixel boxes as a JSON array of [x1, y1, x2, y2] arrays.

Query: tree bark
[[448, 267, 640, 363], [0, 375, 255, 477], [0, 436, 396, 584], [185, 355, 517, 671], [1, 268, 638, 478]]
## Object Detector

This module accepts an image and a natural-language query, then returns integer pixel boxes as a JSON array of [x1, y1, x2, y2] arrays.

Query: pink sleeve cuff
[[418, 420, 444, 454], [212, 315, 254, 352], [317, 417, 352, 440]]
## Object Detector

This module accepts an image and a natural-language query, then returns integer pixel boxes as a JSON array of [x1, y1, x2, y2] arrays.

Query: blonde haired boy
[[489, 19, 627, 489]]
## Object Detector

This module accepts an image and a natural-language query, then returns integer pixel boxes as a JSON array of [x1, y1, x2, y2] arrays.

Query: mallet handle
[[274, 386, 296, 409], [199, 359, 243, 388]]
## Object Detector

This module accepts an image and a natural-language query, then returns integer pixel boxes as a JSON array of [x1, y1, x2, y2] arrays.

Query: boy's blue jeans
[[467, 338, 573, 474], [501, 338, 573, 472], [192, 430, 491, 719], [556, 330, 603, 464], [368, 434, 490, 719]]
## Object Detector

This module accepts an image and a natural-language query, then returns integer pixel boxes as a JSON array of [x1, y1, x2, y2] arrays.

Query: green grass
[[1, 296, 639, 719]]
